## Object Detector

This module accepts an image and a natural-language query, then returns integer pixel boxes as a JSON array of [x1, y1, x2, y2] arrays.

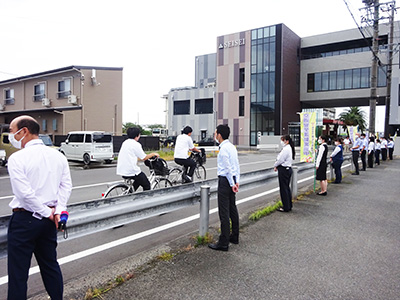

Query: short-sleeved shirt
[[117, 139, 146, 176], [174, 134, 194, 159]]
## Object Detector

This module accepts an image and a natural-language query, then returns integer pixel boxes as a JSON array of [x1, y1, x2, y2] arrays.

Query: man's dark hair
[[216, 124, 230, 140], [17, 118, 40, 135], [361, 133, 366, 137], [127, 127, 140, 139], [182, 126, 192, 135]]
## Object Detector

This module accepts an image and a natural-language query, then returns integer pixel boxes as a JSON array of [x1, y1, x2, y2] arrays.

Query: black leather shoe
[[208, 243, 229, 251], [351, 173, 359, 175], [229, 237, 239, 244]]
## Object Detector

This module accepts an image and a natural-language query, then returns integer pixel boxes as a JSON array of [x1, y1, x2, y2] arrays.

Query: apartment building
[[0, 65, 123, 136]]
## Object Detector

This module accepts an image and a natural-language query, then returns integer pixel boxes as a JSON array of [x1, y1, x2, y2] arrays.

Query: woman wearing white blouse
[[367, 136, 375, 168]]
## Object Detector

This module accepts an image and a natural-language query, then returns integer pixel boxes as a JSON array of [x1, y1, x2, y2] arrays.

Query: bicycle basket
[[145, 158, 169, 176], [192, 148, 206, 166]]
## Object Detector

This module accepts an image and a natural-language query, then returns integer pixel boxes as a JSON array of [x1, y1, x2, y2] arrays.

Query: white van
[[59, 131, 114, 165]]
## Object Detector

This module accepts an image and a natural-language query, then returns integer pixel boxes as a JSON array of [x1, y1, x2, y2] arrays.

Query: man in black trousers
[[208, 124, 240, 252], [351, 133, 362, 175]]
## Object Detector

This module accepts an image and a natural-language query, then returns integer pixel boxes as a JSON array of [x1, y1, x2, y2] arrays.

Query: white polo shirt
[[174, 134, 194, 159], [117, 139, 146, 176]]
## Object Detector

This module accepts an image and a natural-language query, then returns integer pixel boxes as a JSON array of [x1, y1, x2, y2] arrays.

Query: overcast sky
[[0, 0, 392, 130]]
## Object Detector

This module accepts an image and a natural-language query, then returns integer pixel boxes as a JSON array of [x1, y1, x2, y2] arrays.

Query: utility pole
[[384, 1, 395, 137], [369, 0, 380, 135]]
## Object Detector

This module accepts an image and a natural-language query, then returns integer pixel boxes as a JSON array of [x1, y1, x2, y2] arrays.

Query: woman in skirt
[[316, 135, 328, 196]]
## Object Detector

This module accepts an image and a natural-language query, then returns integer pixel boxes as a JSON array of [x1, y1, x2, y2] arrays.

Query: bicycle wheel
[[152, 178, 173, 190], [193, 165, 206, 181], [103, 183, 131, 198], [168, 168, 183, 185]]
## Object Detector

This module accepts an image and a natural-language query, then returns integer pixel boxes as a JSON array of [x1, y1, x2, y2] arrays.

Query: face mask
[[280, 141, 286, 147], [335, 142, 339, 146], [9, 128, 25, 149], [318, 139, 322, 144]]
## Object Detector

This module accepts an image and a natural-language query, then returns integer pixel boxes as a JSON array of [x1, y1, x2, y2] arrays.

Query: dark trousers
[[360, 151, 367, 171], [332, 160, 343, 183], [217, 176, 239, 247], [174, 158, 196, 177], [124, 172, 151, 191], [352, 151, 360, 174], [277, 166, 293, 212], [375, 150, 380, 165], [381, 148, 387, 161], [389, 148, 394, 160], [368, 151, 374, 168], [8, 211, 63, 300]]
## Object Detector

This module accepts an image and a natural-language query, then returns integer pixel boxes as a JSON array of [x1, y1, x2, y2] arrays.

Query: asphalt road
[[97, 158, 400, 300]]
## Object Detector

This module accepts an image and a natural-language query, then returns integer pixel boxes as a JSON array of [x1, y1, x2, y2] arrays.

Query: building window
[[33, 83, 45, 101], [52, 119, 57, 131], [42, 119, 47, 132], [4, 88, 14, 105], [307, 66, 385, 92], [195, 98, 213, 114], [57, 78, 71, 98], [239, 96, 245, 116], [173, 100, 190, 115], [239, 68, 245, 88]]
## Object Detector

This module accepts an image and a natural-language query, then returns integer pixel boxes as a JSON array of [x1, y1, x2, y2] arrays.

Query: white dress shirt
[[117, 138, 146, 176], [274, 144, 293, 168], [381, 139, 388, 149], [368, 141, 375, 154], [174, 134, 194, 159], [8, 139, 72, 219], [217, 140, 240, 187]]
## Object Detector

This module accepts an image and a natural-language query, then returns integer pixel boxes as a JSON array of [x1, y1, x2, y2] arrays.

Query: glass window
[[257, 74, 263, 102], [42, 120, 47, 132], [68, 134, 84, 143], [314, 73, 322, 91], [269, 73, 275, 101], [93, 134, 112, 143], [251, 45, 257, 65], [257, 28, 263, 39], [263, 43, 270, 72], [33, 83, 45, 101], [270, 26, 276, 37], [52, 119, 57, 131], [361, 67, 370, 88], [321, 72, 329, 91], [239, 68, 245, 89], [251, 74, 257, 93], [329, 71, 337, 90], [378, 66, 387, 87], [251, 30, 257, 40], [257, 44, 263, 73], [239, 96, 244, 117], [57, 78, 71, 98], [344, 70, 352, 89], [270, 42, 276, 72], [264, 27, 270, 38], [4, 88, 14, 105], [263, 73, 269, 101], [174, 100, 190, 115], [195, 98, 213, 114], [337, 70, 345, 90], [307, 74, 315, 92], [353, 68, 361, 88]]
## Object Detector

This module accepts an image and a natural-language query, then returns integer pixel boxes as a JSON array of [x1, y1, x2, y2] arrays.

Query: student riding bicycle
[[117, 127, 159, 191], [173, 126, 200, 183]]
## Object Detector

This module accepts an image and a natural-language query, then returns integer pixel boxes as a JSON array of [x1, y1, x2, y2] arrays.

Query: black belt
[[12, 208, 29, 213]]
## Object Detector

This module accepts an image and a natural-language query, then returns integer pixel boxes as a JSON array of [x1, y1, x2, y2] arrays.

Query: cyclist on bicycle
[[174, 126, 200, 183], [117, 127, 159, 191]]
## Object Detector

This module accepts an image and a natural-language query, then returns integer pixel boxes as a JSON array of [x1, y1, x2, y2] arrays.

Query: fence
[[0, 156, 353, 258]]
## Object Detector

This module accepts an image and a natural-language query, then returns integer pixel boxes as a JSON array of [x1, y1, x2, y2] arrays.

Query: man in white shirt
[[7, 115, 72, 300], [117, 127, 159, 191], [173, 126, 200, 183]]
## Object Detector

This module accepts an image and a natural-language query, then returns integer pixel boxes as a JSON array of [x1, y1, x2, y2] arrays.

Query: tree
[[122, 122, 151, 135], [338, 107, 367, 134], [147, 124, 164, 129]]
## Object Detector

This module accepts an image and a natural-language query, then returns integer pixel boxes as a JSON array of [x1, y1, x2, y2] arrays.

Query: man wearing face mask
[[350, 133, 362, 175], [7, 115, 72, 300], [360, 133, 368, 171]]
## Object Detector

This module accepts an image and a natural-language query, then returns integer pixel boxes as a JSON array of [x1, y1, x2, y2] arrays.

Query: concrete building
[[167, 21, 400, 146], [0, 65, 123, 137]]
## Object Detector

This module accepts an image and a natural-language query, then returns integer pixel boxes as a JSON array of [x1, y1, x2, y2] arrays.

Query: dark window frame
[[173, 100, 190, 115]]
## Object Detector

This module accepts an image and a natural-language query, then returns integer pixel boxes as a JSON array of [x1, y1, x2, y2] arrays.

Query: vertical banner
[[348, 126, 358, 143], [300, 112, 316, 162]]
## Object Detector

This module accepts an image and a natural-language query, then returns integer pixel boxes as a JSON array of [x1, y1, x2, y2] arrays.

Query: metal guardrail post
[[199, 185, 210, 237], [291, 166, 298, 199]]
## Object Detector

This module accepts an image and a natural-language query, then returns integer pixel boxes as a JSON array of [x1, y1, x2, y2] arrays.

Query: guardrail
[[0, 155, 353, 258]]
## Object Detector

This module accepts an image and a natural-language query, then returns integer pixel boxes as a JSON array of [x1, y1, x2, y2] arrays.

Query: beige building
[[0, 65, 123, 137]]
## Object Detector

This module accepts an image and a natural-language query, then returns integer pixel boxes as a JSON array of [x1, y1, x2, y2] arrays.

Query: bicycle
[[168, 149, 207, 185], [102, 157, 172, 198]]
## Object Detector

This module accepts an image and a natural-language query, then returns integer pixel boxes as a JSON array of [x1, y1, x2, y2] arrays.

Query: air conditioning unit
[[42, 98, 51, 107], [68, 95, 77, 105], [0, 103, 4, 111]]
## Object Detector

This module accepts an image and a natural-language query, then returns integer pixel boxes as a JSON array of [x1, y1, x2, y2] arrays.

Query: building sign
[[218, 38, 245, 49]]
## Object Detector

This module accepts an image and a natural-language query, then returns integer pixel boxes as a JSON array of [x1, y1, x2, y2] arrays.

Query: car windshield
[[93, 134, 112, 143], [39, 135, 53, 146]]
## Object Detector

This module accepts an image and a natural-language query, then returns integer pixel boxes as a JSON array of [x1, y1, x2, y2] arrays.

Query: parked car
[[59, 131, 114, 165], [196, 137, 219, 147], [163, 135, 177, 147], [39, 134, 58, 149]]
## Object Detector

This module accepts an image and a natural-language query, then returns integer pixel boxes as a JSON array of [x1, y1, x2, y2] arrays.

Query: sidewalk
[[69, 158, 400, 300]]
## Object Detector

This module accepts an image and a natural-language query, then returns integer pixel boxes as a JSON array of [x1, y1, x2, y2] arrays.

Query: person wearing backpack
[[117, 127, 159, 191]]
